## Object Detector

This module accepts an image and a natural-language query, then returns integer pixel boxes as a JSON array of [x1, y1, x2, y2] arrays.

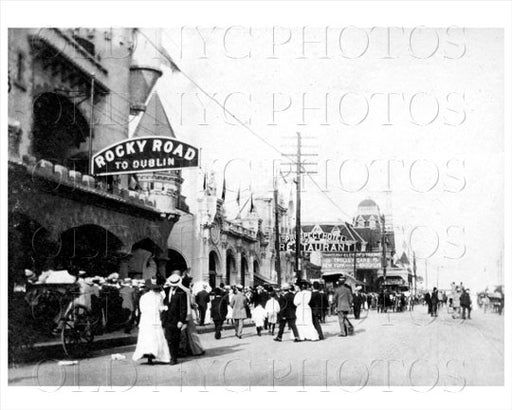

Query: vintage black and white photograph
[[1, 2, 511, 410]]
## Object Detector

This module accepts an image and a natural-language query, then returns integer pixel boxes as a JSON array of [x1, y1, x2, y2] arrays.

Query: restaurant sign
[[92, 136, 199, 176], [322, 252, 382, 271]]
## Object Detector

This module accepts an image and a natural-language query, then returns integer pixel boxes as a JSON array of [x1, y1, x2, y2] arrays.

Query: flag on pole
[[250, 192, 255, 213], [221, 177, 226, 201], [236, 186, 241, 207]]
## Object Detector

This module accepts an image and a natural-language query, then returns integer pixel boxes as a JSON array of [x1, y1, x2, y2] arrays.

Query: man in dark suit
[[320, 288, 329, 323], [162, 273, 188, 365], [431, 287, 439, 317], [353, 288, 363, 319], [424, 291, 432, 315], [210, 287, 228, 339], [309, 282, 325, 340], [274, 284, 300, 342], [195, 284, 210, 326]]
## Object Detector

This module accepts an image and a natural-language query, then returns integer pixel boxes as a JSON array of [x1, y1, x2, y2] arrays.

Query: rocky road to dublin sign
[[92, 136, 199, 176]]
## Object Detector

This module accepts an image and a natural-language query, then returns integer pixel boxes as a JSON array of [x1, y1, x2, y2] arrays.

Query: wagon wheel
[[61, 305, 94, 358]]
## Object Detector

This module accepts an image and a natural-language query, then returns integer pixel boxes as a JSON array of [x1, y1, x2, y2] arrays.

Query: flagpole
[[273, 174, 282, 286], [88, 74, 95, 175]]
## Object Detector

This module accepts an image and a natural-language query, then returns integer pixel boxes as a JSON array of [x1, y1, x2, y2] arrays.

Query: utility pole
[[280, 132, 316, 284], [353, 243, 357, 277], [382, 214, 387, 287], [273, 175, 282, 286], [88, 74, 95, 175], [295, 132, 302, 283], [413, 251, 417, 296]]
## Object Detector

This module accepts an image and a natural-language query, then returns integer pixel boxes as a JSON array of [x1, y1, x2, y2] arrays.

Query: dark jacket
[[321, 292, 329, 313], [278, 291, 297, 320], [309, 290, 324, 316], [162, 287, 188, 328], [353, 293, 363, 309], [460, 292, 471, 307], [211, 295, 228, 321], [253, 291, 269, 307], [195, 290, 210, 308]]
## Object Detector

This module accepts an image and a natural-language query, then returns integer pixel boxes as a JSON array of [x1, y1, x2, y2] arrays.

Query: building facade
[[8, 28, 186, 289], [166, 177, 295, 287]]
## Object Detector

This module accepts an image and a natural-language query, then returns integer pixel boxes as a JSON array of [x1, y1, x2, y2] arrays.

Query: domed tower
[[353, 198, 381, 230]]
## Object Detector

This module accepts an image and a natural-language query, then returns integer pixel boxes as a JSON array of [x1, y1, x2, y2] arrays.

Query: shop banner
[[322, 252, 382, 270], [92, 136, 199, 176]]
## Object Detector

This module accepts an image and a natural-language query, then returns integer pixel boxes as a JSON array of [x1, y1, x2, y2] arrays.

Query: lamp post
[[381, 215, 387, 288]]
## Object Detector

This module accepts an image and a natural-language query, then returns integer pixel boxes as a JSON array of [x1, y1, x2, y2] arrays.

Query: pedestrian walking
[[353, 288, 363, 319], [294, 282, 318, 341], [132, 279, 170, 364], [460, 288, 472, 319], [431, 288, 439, 317], [424, 291, 432, 315], [180, 276, 204, 356], [210, 287, 228, 339], [274, 284, 300, 342], [230, 285, 248, 339], [452, 286, 461, 318], [162, 273, 188, 366], [195, 284, 210, 326], [252, 301, 266, 336], [334, 276, 353, 337], [309, 282, 325, 340], [320, 287, 329, 323], [226, 287, 234, 324], [265, 292, 280, 335]]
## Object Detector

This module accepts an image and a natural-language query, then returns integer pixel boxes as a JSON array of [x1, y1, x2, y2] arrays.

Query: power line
[[136, 28, 355, 223]]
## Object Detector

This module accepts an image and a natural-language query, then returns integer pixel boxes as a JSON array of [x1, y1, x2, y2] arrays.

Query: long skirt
[[179, 319, 205, 356], [132, 322, 170, 363]]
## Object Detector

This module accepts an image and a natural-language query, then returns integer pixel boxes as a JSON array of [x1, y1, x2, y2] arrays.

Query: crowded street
[[9, 305, 504, 388], [3, 11, 510, 410]]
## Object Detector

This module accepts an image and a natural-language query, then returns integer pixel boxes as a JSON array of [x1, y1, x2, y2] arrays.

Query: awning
[[253, 273, 277, 286], [377, 268, 409, 281], [321, 272, 364, 286]]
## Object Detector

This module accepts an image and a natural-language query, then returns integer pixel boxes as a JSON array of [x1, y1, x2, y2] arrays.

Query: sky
[[138, 27, 504, 291]]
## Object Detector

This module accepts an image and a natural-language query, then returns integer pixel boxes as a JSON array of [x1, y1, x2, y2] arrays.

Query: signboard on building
[[322, 252, 382, 271], [92, 136, 199, 176], [279, 224, 352, 253]]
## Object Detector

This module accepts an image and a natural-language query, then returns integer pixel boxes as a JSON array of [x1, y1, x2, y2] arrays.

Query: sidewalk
[[19, 321, 255, 363]]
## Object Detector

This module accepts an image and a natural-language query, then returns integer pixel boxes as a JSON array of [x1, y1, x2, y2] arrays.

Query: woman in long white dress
[[294, 283, 319, 341], [252, 301, 267, 336], [132, 280, 170, 364], [226, 288, 234, 324], [264, 292, 280, 335]]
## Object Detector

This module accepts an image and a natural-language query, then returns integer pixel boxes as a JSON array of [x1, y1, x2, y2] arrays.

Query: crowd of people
[[129, 273, 369, 365], [22, 265, 489, 368], [423, 283, 473, 319]]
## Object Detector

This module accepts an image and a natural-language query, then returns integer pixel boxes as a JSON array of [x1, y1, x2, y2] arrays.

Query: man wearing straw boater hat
[[162, 271, 188, 365]]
